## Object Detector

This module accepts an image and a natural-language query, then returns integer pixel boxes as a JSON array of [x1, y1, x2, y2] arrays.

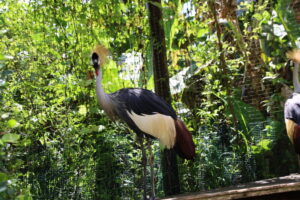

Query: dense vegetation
[[1, 0, 300, 199]]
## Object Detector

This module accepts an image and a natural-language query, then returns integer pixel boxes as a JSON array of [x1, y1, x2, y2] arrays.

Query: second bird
[[285, 49, 300, 168]]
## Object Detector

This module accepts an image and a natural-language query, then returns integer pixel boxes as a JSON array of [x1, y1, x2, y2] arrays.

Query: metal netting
[[7, 1, 300, 199]]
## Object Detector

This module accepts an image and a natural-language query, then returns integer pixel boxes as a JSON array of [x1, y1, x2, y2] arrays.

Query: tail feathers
[[294, 124, 300, 154], [173, 119, 195, 160]]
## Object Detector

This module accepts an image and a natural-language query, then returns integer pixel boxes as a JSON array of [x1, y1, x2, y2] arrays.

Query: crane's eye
[[92, 53, 99, 65]]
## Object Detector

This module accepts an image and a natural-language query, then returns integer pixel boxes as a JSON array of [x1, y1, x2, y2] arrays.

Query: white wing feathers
[[127, 111, 176, 149]]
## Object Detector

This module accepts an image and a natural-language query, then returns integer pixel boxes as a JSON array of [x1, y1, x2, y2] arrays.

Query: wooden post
[[147, 0, 181, 196]]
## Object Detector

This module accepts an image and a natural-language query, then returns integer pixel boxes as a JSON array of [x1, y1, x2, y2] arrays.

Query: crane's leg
[[138, 134, 147, 199], [147, 138, 155, 199]]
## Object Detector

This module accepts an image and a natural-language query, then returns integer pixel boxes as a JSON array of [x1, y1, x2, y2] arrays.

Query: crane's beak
[[91, 52, 100, 69]]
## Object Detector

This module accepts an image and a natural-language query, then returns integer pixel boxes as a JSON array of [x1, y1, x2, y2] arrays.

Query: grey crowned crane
[[285, 49, 300, 169], [91, 45, 195, 199], [91, 45, 195, 160]]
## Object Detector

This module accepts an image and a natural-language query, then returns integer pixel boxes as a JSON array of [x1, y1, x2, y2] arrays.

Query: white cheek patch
[[127, 111, 176, 149]]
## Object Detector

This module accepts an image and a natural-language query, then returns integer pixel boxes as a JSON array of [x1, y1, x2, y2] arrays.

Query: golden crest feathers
[[92, 45, 109, 65], [287, 49, 300, 64]]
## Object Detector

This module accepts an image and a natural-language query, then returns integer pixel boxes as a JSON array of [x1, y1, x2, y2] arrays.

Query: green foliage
[[0, 0, 150, 199], [276, 0, 300, 46], [229, 97, 265, 135], [0, 0, 299, 199]]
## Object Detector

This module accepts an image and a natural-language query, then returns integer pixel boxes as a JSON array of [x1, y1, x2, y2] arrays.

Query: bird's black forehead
[[92, 53, 99, 60]]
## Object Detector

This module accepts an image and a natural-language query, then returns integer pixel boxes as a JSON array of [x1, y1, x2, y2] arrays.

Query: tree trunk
[[292, 0, 300, 23], [147, 0, 181, 196]]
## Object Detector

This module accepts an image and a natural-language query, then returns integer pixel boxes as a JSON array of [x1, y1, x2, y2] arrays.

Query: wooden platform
[[162, 174, 300, 200]]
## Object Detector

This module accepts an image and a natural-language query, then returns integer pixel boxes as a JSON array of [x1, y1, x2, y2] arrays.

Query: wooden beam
[[161, 174, 300, 200]]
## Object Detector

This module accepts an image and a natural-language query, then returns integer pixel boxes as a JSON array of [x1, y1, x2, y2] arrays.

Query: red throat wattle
[[95, 69, 99, 76]]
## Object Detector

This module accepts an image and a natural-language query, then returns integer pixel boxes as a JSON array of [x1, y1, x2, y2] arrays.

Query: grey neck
[[293, 63, 300, 93], [95, 69, 106, 102], [95, 69, 115, 119]]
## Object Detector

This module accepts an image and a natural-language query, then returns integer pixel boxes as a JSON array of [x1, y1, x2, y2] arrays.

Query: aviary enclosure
[[1, 0, 300, 199]]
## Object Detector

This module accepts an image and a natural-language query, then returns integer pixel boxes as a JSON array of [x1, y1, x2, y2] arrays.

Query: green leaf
[[228, 98, 265, 135], [148, 1, 163, 9], [0, 172, 8, 182], [78, 105, 87, 116], [0, 54, 4, 61], [258, 139, 272, 150], [16, 193, 33, 200], [253, 13, 263, 21], [262, 11, 270, 20], [7, 119, 18, 128], [2, 133, 20, 143], [21, 138, 32, 146], [251, 139, 272, 154]]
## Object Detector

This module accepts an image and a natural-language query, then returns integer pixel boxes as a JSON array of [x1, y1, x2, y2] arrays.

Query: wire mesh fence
[[2, 1, 300, 199]]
